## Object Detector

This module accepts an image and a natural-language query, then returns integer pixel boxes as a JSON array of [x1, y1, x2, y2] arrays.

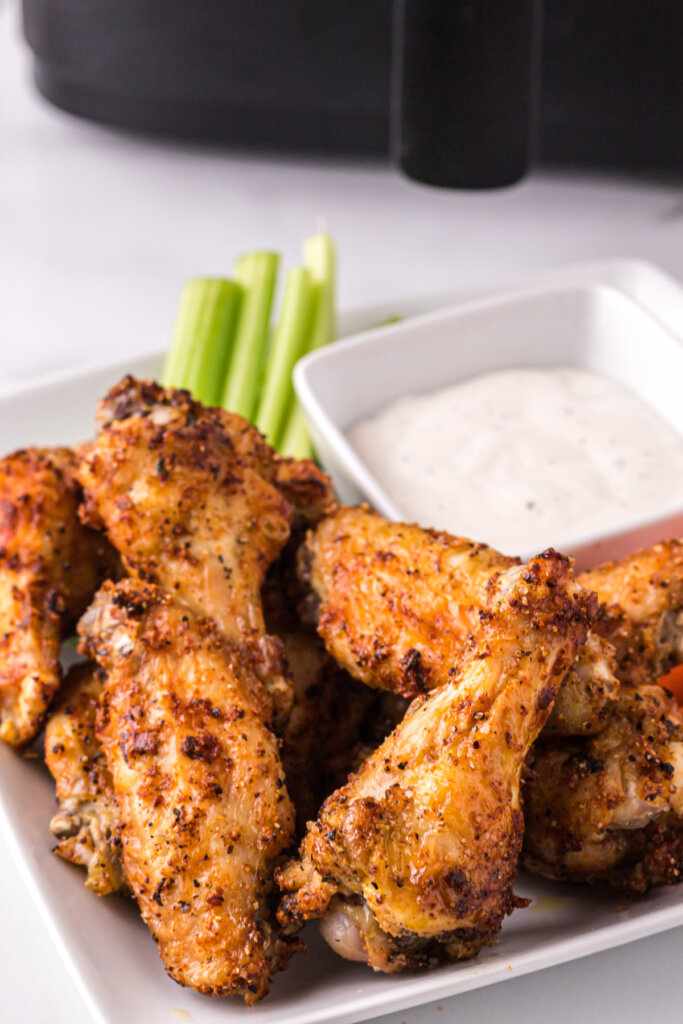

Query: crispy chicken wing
[[0, 446, 116, 746], [77, 377, 334, 723], [298, 504, 616, 742], [45, 662, 127, 895], [523, 683, 683, 891], [94, 375, 335, 526], [278, 550, 595, 971], [78, 579, 298, 1004], [299, 505, 518, 699], [578, 540, 683, 685], [523, 540, 683, 890]]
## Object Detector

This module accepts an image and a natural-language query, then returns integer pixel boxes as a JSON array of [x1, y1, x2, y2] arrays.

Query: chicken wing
[[298, 504, 518, 698], [78, 579, 298, 1003], [77, 377, 334, 723], [278, 550, 595, 971], [523, 682, 683, 891], [578, 540, 683, 686], [94, 375, 335, 526], [45, 661, 127, 895], [298, 504, 616, 739], [0, 446, 116, 746], [522, 541, 683, 889]]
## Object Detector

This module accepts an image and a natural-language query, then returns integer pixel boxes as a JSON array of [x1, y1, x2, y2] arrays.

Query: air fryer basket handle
[[392, 0, 543, 188]]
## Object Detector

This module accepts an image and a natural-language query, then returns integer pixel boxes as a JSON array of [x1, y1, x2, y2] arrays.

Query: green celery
[[254, 267, 315, 447], [184, 280, 242, 406], [160, 283, 198, 391], [279, 228, 336, 457], [161, 278, 241, 401], [303, 228, 336, 353], [221, 251, 279, 420]]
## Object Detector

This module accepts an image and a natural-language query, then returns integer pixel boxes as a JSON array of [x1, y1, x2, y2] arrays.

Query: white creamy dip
[[347, 367, 683, 555]]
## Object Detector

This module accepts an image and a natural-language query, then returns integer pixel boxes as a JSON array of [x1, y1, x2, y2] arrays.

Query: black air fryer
[[22, 0, 683, 188]]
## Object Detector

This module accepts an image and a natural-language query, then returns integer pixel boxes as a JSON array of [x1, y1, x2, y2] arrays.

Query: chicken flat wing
[[45, 661, 127, 895], [523, 683, 683, 891], [299, 504, 519, 698], [578, 540, 683, 685], [77, 377, 327, 722], [78, 579, 298, 1004], [278, 550, 595, 971], [0, 447, 116, 746]]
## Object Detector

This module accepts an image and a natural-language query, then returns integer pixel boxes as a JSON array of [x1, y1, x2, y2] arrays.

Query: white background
[[1, 2, 683, 1020]]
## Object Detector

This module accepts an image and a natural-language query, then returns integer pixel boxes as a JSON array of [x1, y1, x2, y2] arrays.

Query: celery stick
[[303, 229, 336, 353], [222, 251, 279, 420], [254, 267, 315, 447], [161, 285, 198, 390], [185, 280, 242, 404], [279, 404, 314, 460], [278, 228, 336, 458], [161, 278, 241, 402]]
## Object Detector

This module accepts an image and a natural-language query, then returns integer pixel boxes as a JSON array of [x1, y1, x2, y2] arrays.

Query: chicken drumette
[[77, 377, 334, 724], [0, 447, 116, 746], [278, 549, 595, 971], [79, 579, 299, 1004]]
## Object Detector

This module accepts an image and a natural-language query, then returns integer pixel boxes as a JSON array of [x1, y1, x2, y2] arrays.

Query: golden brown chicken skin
[[0, 446, 116, 746], [298, 502, 617, 752], [45, 662, 127, 895], [78, 377, 312, 723], [95, 375, 336, 527], [578, 540, 683, 686], [278, 550, 595, 972], [299, 504, 519, 699], [523, 541, 683, 891], [78, 579, 298, 1004], [523, 683, 683, 891]]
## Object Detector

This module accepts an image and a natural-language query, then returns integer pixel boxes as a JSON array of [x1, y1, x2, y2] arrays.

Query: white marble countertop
[[2, 2, 683, 1021]]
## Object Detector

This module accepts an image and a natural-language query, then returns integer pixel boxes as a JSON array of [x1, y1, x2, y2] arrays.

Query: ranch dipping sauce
[[347, 366, 683, 555]]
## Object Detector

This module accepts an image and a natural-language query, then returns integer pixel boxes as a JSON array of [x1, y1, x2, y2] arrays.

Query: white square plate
[[3, 260, 683, 1024]]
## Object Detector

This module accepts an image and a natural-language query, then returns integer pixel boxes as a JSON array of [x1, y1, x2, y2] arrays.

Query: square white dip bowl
[[294, 281, 683, 570]]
